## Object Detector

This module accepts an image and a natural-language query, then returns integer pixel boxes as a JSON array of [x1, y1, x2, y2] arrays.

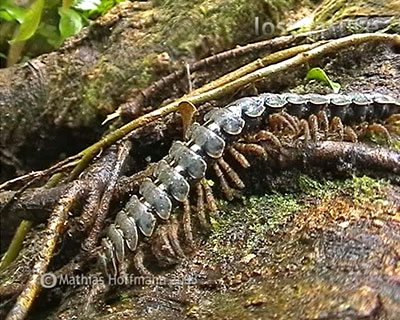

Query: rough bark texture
[[0, 0, 400, 319], [0, 0, 302, 181], [1, 42, 399, 320], [313, 0, 400, 23]]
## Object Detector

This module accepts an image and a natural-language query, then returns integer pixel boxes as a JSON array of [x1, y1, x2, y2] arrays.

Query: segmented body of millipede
[[100, 92, 400, 276]]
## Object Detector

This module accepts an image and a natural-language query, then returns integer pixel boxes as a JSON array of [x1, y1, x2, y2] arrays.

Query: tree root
[[0, 30, 399, 320], [5, 188, 79, 320]]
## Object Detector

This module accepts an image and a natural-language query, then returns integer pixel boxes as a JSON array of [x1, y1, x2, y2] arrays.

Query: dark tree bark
[[0, 1, 399, 319], [0, 0, 298, 181], [1, 0, 398, 181]]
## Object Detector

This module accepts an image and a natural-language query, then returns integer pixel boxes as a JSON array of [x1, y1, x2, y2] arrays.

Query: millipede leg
[[160, 225, 177, 258], [118, 257, 130, 280], [217, 157, 245, 189], [281, 112, 300, 134], [268, 114, 279, 133], [330, 116, 344, 141], [227, 146, 250, 168], [299, 119, 311, 143], [344, 126, 358, 142], [269, 113, 296, 134], [201, 179, 218, 214], [151, 224, 179, 265], [213, 162, 234, 200], [133, 247, 152, 277], [385, 114, 400, 124], [366, 123, 392, 145], [384, 124, 400, 136], [384, 114, 400, 134], [182, 199, 194, 245], [168, 216, 185, 257], [233, 142, 268, 159], [308, 114, 319, 142], [254, 130, 282, 148], [195, 183, 210, 229], [317, 110, 329, 136]]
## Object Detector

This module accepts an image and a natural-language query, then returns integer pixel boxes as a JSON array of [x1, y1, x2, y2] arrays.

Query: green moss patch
[[208, 174, 391, 261]]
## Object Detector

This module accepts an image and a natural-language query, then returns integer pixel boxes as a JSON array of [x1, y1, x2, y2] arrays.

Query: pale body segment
[[100, 92, 400, 275]]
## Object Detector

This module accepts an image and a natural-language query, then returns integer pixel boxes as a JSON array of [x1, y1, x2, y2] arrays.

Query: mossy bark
[[0, 1, 399, 319], [0, 0, 301, 181], [313, 0, 400, 24], [1, 0, 397, 181]]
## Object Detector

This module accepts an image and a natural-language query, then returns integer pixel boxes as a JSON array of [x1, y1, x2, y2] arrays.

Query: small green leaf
[[306, 67, 341, 93], [0, 52, 7, 59], [73, 0, 102, 11], [58, 7, 83, 40], [37, 24, 64, 48], [10, 0, 44, 43], [2, 5, 26, 23]]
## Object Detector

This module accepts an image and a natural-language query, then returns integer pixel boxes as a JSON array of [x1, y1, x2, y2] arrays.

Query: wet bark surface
[[0, 0, 297, 181], [1, 42, 398, 320], [72, 44, 400, 319], [44, 175, 400, 320], [0, 1, 400, 319]]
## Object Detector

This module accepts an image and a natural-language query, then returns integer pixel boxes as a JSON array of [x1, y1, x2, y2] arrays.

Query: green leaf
[[58, 7, 83, 39], [73, 0, 102, 11], [2, 5, 26, 23], [37, 24, 64, 48], [0, 52, 7, 59], [0, 0, 12, 6], [0, 10, 14, 21], [306, 67, 341, 93], [10, 0, 44, 43]]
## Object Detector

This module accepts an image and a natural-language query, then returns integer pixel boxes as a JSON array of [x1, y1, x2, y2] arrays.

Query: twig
[[81, 140, 132, 256], [3, 34, 398, 188], [6, 29, 25, 67], [67, 33, 399, 180], [0, 154, 80, 191], [188, 33, 398, 103], [117, 16, 398, 120], [5, 187, 79, 320], [188, 42, 326, 98], [0, 177, 41, 216], [0, 165, 154, 222], [186, 63, 192, 92], [0, 220, 33, 271], [117, 31, 321, 119], [0, 283, 24, 298]]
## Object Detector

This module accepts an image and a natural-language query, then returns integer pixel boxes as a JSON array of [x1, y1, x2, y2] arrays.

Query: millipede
[[100, 92, 400, 277]]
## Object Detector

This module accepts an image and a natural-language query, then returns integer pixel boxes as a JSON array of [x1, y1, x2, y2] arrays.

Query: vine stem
[[0, 173, 64, 270], [68, 33, 399, 180], [0, 155, 80, 191], [117, 29, 324, 120], [0, 220, 32, 270], [188, 41, 327, 97]]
